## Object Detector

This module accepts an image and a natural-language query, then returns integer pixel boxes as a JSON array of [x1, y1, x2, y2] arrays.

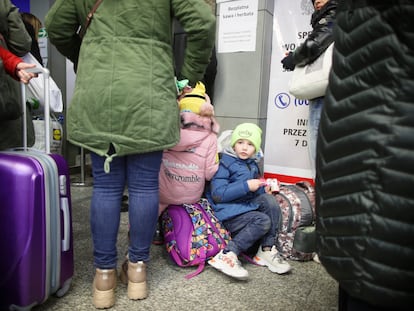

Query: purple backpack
[[161, 198, 230, 279]]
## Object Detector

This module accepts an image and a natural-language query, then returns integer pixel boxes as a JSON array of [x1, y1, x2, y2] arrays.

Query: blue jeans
[[308, 97, 324, 178], [223, 193, 281, 255], [90, 150, 163, 269]]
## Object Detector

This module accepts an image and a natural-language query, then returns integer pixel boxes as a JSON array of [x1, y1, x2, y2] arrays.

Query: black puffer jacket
[[293, 0, 337, 66], [316, 1, 414, 308]]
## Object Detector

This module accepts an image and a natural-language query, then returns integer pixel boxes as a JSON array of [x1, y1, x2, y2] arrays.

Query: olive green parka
[[45, 0, 216, 171]]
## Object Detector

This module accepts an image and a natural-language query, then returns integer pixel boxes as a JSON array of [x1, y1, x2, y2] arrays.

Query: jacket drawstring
[[103, 153, 116, 173]]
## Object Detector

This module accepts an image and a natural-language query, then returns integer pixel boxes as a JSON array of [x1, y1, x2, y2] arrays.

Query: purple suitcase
[[0, 68, 74, 310]]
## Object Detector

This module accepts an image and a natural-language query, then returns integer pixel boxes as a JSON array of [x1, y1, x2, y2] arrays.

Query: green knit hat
[[231, 123, 262, 152]]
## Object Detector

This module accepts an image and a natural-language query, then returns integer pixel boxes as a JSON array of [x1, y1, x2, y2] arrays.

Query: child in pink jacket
[[122, 82, 219, 266], [158, 81, 220, 214]]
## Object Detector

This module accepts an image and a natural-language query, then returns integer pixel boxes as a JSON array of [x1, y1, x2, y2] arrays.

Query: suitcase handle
[[21, 68, 50, 152], [61, 197, 71, 252]]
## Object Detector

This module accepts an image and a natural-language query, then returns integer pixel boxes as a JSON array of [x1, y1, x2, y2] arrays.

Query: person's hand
[[247, 179, 264, 192], [258, 177, 271, 193], [281, 52, 295, 71], [15, 62, 37, 84]]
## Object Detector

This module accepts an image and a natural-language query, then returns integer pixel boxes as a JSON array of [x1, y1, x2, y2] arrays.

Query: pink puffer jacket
[[159, 112, 219, 214]]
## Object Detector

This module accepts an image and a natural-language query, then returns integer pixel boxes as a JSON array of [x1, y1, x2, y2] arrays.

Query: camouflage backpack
[[274, 181, 316, 261]]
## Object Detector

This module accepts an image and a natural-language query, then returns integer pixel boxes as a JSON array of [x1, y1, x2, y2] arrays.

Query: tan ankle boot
[[127, 261, 148, 300], [93, 268, 117, 309], [119, 259, 128, 285]]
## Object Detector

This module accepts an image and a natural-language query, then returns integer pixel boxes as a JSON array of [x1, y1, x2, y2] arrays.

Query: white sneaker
[[253, 246, 292, 274], [313, 253, 321, 264], [208, 249, 249, 280]]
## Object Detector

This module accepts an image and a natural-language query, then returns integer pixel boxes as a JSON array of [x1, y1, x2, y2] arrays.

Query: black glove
[[281, 52, 296, 71]]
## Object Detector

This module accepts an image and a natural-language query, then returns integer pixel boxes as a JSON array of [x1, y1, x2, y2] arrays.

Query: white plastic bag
[[288, 43, 334, 100], [22, 53, 64, 112], [32, 117, 63, 154]]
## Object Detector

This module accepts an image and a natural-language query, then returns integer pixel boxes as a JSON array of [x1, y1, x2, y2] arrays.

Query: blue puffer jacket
[[206, 149, 265, 221], [316, 1, 414, 308]]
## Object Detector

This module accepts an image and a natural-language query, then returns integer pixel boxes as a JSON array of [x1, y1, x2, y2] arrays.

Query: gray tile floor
[[33, 172, 338, 311]]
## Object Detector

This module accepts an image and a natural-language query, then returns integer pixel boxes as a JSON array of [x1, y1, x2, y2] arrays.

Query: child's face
[[314, 0, 328, 10], [233, 139, 256, 160]]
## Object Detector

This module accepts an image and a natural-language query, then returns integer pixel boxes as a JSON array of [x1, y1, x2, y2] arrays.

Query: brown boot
[[93, 268, 117, 309], [127, 261, 148, 300], [119, 259, 128, 285]]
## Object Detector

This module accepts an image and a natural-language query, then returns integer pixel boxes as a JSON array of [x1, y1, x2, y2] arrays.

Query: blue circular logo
[[274, 93, 291, 109]]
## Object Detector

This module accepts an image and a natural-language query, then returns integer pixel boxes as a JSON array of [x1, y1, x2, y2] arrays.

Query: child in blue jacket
[[206, 123, 291, 280]]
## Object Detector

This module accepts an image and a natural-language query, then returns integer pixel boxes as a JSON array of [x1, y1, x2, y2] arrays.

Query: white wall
[[214, 0, 274, 139]]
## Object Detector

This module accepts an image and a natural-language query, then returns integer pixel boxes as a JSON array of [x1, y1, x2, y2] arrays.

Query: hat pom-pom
[[198, 93, 214, 117]]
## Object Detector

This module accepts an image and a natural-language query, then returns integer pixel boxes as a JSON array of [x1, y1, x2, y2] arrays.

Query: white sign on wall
[[38, 27, 48, 67], [264, 0, 315, 183], [217, 0, 258, 53]]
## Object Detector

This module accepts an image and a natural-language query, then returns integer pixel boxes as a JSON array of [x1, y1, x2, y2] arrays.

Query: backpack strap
[[198, 198, 229, 246], [296, 181, 315, 193], [183, 203, 209, 279], [184, 246, 207, 279], [167, 242, 187, 268], [167, 245, 208, 276], [78, 0, 104, 39]]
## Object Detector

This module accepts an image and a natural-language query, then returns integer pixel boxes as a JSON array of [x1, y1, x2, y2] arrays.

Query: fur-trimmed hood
[[167, 111, 219, 153], [181, 111, 220, 134]]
